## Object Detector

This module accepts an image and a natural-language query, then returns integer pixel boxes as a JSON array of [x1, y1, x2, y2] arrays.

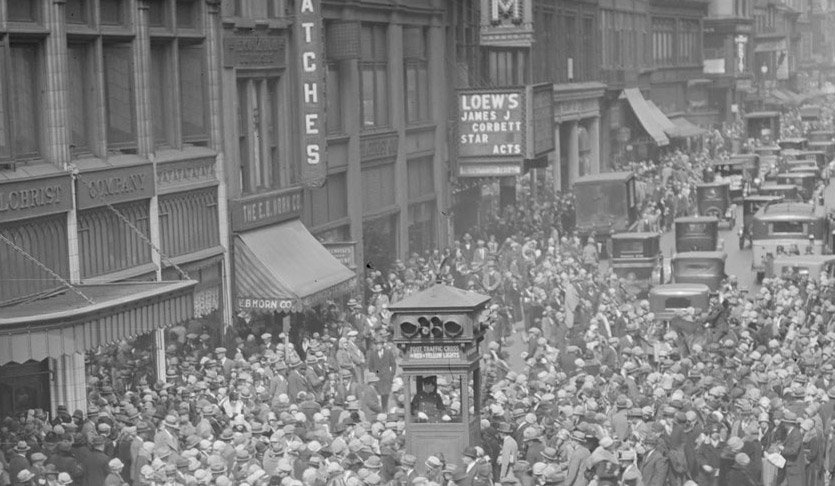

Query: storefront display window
[[363, 213, 398, 274], [0, 360, 50, 417]]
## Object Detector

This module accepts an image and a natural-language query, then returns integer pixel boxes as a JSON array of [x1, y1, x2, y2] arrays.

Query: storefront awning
[[234, 219, 356, 311], [621, 88, 670, 146], [0, 281, 197, 365], [670, 116, 708, 138]]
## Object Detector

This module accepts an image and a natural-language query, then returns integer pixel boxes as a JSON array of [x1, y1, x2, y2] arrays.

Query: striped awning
[[0, 281, 196, 365], [234, 219, 357, 312], [621, 88, 670, 146]]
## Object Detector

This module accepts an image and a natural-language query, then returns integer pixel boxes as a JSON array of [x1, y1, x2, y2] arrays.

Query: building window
[[1, 42, 43, 161], [147, 0, 169, 27], [308, 171, 348, 228], [66, 0, 90, 24], [652, 17, 676, 67], [237, 77, 285, 194], [403, 27, 430, 125], [78, 201, 153, 278], [679, 19, 700, 65], [486, 49, 528, 85], [149, 43, 174, 147], [68, 43, 98, 155], [100, 0, 126, 26], [148, 0, 208, 148], [326, 62, 342, 134], [176, 0, 199, 29], [407, 157, 435, 257], [408, 200, 436, 257], [360, 24, 389, 130], [7, 0, 39, 23], [179, 43, 208, 142], [103, 42, 137, 149]]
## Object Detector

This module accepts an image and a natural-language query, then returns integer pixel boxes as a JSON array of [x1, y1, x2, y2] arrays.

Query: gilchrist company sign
[[296, 0, 327, 187], [457, 84, 553, 177]]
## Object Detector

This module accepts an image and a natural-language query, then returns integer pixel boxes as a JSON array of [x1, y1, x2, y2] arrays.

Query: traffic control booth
[[389, 283, 491, 470]]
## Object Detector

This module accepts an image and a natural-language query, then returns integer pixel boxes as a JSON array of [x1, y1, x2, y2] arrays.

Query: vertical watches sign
[[458, 89, 525, 158], [296, 0, 327, 187]]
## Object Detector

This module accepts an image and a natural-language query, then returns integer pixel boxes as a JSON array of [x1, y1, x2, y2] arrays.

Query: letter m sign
[[491, 0, 522, 25]]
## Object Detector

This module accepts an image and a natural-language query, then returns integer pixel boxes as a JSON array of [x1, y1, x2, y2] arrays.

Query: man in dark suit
[[7, 441, 30, 482], [780, 412, 805, 486], [459, 447, 480, 486], [366, 338, 397, 410], [640, 435, 668, 486]]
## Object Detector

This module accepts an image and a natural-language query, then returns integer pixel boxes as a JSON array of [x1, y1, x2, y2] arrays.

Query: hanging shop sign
[[223, 31, 286, 69], [480, 0, 534, 47], [457, 84, 554, 177], [76, 164, 155, 209], [296, 0, 327, 187], [230, 187, 303, 232], [0, 173, 73, 223], [236, 297, 296, 311], [156, 156, 217, 194], [323, 241, 357, 269]]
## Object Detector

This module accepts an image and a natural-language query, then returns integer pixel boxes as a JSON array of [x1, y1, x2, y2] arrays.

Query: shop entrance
[[0, 360, 50, 417]]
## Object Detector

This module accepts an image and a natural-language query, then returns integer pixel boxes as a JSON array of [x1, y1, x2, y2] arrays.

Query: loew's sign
[[457, 84, 553, 177]]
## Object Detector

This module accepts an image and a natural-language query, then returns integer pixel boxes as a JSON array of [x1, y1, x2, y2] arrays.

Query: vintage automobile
[[610, 232, 664, 292], [745, 111, 780, 142], [808, 130, 834, 144], [807, 142, 835, 163], [573, 171, 639, 256], [778, 138, 808, 152], [710, 158, 755, 201], [751, 201, 829, 282], [756, 183, 800, 200], [797, 150, 828, 170], [675, 216, 720, 253], [696, 182, 735, 228], [649, 283, 712, 321], [739, 195, 783, 249], [671, 251, 727, 291], [800, 105, 822, 122], [775, 172, 818, 200], [773, 255, 835, 281], [754, 145, 782, 157]]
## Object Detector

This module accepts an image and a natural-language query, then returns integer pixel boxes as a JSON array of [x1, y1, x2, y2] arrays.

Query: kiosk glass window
[[408, 373, 464, 424]]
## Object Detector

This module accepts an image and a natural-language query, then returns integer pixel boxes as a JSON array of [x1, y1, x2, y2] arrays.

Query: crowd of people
[[3, 108, 835, 486]]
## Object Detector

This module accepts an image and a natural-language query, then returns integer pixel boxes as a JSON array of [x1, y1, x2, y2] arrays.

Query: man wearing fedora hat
[[564, 430, 590, 486], [7, 442, 30, 483], [366, 338, 397, 410], [154, 415, 181, 453], [494, 422, 518, 481], [358, 372, 383, 419]]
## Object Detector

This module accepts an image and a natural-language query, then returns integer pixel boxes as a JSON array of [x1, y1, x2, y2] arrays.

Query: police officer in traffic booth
[[411, 375, 445, 423]]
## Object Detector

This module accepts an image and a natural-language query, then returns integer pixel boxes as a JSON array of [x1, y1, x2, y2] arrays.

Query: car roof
[[675, 216, 720, 223], [745, 111, 780, 118], [611, 232, 659, 240], [672, 251, 727, 261], [697, 181, 730, 188], [774, 255, 835, 266], [650, 283, 711, 296], [755, 202, 822, 220], [573, 171, 633, 184]]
